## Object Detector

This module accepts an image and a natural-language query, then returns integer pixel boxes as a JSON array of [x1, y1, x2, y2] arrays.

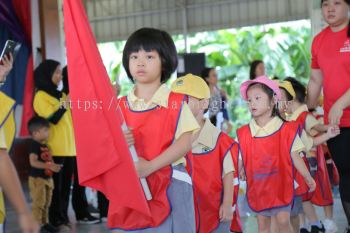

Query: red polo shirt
[[311, 26, 350, 127]]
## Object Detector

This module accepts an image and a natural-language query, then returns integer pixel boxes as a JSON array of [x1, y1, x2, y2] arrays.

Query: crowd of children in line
[[0, 0, 349, 233], [0, 28, 346, 233], [107, 27, 345, 233]]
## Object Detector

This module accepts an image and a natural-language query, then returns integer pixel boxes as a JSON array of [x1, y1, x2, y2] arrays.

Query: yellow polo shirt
[[33, 91, 76, 156], [287, 105, 320, 152], [249, 117, 305, 153], [127, 84, 199, 165], [192, 119, 234, 176]]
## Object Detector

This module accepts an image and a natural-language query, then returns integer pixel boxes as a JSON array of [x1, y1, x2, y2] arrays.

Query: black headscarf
[[62, 66, 69, 94], [34, 59, 62, 99]]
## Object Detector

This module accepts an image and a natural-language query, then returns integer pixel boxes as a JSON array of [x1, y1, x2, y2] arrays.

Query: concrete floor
[[242, 197, 348, 232], [3, 188, 348, 233]]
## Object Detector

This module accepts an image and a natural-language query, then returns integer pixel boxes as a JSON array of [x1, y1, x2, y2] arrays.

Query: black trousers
[[328, 127, 350, 223], [97, 191, 109, 218], [49, 157, 90, 225], [328, 127, 350, 202]]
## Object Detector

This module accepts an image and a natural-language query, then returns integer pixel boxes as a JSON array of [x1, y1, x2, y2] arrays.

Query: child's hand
[[135, 157, 154, 178], [219, 203, 233, 222], [65, 95, 71, 105], [123, 129, 135, 146], [323, 124, 331, 131], [60, 95, 71, 109], [326, 125, 340, 139], [304, 175, 316, 192], [49, 163, 62, 173]]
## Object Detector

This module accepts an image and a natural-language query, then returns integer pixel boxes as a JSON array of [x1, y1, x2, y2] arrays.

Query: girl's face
[[247, 85, 274, 118], [129, 49, 162, 85], [278, 88, 293, 116], [255, 62, 266, 77], [322, 0, 350, 26], [51, 66, 62, 86], [205, 69, 218, 86]]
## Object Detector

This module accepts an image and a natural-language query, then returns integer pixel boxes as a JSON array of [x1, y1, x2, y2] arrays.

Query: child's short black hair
[[28, 116, 50, 135], [122, 28, 178, 84], [285, 77, 306, 104]]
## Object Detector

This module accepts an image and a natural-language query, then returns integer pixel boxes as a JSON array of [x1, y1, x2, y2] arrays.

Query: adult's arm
[[0, 149, 39, 233], [328, 88, 350, 125], [307, 69, 323, 109], [48, 108, 67, 124]]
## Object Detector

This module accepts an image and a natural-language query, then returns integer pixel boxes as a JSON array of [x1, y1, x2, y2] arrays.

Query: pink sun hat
[[240, 75, 282, 101]]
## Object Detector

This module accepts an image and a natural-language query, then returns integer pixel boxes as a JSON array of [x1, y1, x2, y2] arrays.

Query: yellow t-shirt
[[127, 84, 199, 165], [33, 91, 76, 156], [192, 119, 235, 176], [249, 117, 305, 153]]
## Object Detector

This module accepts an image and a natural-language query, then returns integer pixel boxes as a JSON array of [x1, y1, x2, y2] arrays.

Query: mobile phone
[[0, 40, 21, 64]]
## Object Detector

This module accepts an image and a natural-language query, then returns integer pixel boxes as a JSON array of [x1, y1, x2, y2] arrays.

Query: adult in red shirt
[[307, 0, 350, 232]]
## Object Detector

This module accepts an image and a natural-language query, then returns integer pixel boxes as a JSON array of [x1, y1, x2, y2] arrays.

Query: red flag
[[19, 54, 34, 136], [63, 0, 151, 226]]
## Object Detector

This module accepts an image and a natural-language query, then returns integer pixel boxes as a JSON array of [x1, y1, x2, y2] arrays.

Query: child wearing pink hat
[[237, 76, 316, 233]]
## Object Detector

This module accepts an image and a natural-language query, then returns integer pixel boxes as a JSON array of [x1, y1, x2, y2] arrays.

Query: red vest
[[186, 133, 241, 233], [311, 145, 334, 206], [110, 92, 185, 230], [237, 122, 298, 212], [320, 139, 340, 186], [310, 113, 333, 206], [314, 114, 340, 187], [294, 111, 315, 201]]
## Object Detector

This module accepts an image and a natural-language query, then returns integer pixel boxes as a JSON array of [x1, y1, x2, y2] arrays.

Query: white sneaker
[[323, 219, 338, 233]]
